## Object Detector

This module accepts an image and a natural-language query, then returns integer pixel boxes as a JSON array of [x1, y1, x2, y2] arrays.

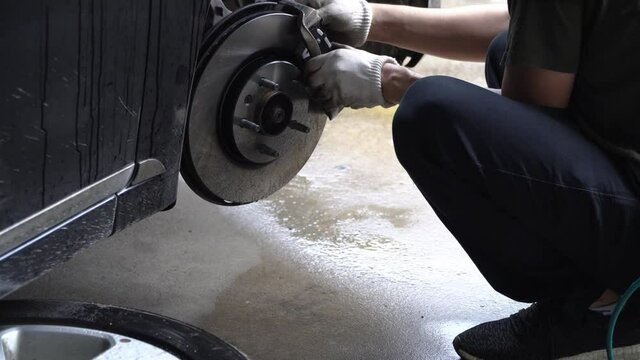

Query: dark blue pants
[[393, 33, 640, 302]]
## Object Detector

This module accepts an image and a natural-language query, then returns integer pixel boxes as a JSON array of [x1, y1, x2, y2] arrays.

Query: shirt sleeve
[[504, 0, 583, 73]]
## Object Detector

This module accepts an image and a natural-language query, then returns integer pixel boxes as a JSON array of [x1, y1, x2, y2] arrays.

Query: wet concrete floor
[[10, 1, 525, 359]]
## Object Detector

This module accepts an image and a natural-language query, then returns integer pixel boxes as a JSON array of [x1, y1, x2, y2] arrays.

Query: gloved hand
[[299, 0, 373, 47], [305, 48, 399, 116]]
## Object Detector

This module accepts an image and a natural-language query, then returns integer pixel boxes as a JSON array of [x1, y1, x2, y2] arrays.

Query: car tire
[[0, 300, 248, 360]]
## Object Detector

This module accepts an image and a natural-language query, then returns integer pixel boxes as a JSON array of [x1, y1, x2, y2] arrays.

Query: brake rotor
[[182, 3, 327, 205]]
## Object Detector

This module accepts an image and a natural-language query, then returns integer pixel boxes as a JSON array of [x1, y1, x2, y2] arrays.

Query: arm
[[380, 0, 580, 109], [307, 1, 579, 110], [499, 1, 583, 109], [380, 63, 421, 105], [380, 58, 577, 108], [502, 66, 575, 108], [380, 63, 500, 105], [368, 4, 509, 62]]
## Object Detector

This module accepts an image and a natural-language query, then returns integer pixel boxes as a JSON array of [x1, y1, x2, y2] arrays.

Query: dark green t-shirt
[[505, 0, 640, 168]]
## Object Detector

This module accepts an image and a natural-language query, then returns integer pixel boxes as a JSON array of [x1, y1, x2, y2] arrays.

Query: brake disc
[[182, 2, 328, 205]]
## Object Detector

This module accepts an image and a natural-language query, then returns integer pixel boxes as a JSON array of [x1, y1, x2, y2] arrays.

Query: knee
[[392, 76, 461, 168], [393, 76, 463, 135], [486, 31, 507, 67], [485, 31, 507, 88]]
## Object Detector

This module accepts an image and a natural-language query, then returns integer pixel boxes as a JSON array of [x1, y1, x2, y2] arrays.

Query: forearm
[[381, 63, 422, 105], [381, 63, 503, 105], [368, 4, 509, 62]]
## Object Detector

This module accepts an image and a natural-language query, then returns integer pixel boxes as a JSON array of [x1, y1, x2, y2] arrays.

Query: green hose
[[607, 277, 640, 360]]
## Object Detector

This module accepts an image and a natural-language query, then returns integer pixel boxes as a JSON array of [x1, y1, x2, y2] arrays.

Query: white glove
[[300, 0, 373, 47], [305, 48, 399, 115]]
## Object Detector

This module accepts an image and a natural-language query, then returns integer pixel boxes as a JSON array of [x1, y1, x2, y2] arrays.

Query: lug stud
[[257, 144, 280, 158], [258, 78, 280, 91], [237, 118, 261, 133], [288, 120, 310, 133]]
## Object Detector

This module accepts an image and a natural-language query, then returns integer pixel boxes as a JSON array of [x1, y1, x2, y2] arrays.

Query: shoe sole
[[456, 343, 640, 360], [559, 343, 640, 360], [456, 349, 481, 360]]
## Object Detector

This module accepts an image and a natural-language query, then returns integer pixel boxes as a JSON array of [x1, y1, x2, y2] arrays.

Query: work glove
[[305, 48, 399, 116], [298, 0, 373, 47]]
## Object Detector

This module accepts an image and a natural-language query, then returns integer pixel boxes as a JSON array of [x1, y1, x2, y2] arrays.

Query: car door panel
[[0, 0, 209, 296]]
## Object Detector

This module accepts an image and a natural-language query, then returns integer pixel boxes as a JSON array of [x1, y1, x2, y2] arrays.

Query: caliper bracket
[[210, 0, 331, 58], [275, 0, 332, 58]]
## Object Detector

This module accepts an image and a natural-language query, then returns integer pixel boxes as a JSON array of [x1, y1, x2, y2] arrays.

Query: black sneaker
[[452, 296, 640, 359]]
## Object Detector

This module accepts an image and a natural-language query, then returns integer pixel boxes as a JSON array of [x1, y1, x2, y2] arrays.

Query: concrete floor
[[9, 1, 526, 359]]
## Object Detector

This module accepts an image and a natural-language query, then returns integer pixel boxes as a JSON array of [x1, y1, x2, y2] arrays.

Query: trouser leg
[[393, 76, 640, 302]]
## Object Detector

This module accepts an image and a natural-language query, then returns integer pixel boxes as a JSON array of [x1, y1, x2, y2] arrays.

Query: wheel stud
[[288, 120, 310, 133], [237, 118, 261, 133], [258, 77, 280, 91], [257, 144, 280, 158]]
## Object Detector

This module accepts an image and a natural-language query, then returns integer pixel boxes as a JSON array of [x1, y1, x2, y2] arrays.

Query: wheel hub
[[222, 60, 310, 165]]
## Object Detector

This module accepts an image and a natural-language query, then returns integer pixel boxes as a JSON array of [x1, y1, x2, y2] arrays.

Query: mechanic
[[302, 0, 640, 358]]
